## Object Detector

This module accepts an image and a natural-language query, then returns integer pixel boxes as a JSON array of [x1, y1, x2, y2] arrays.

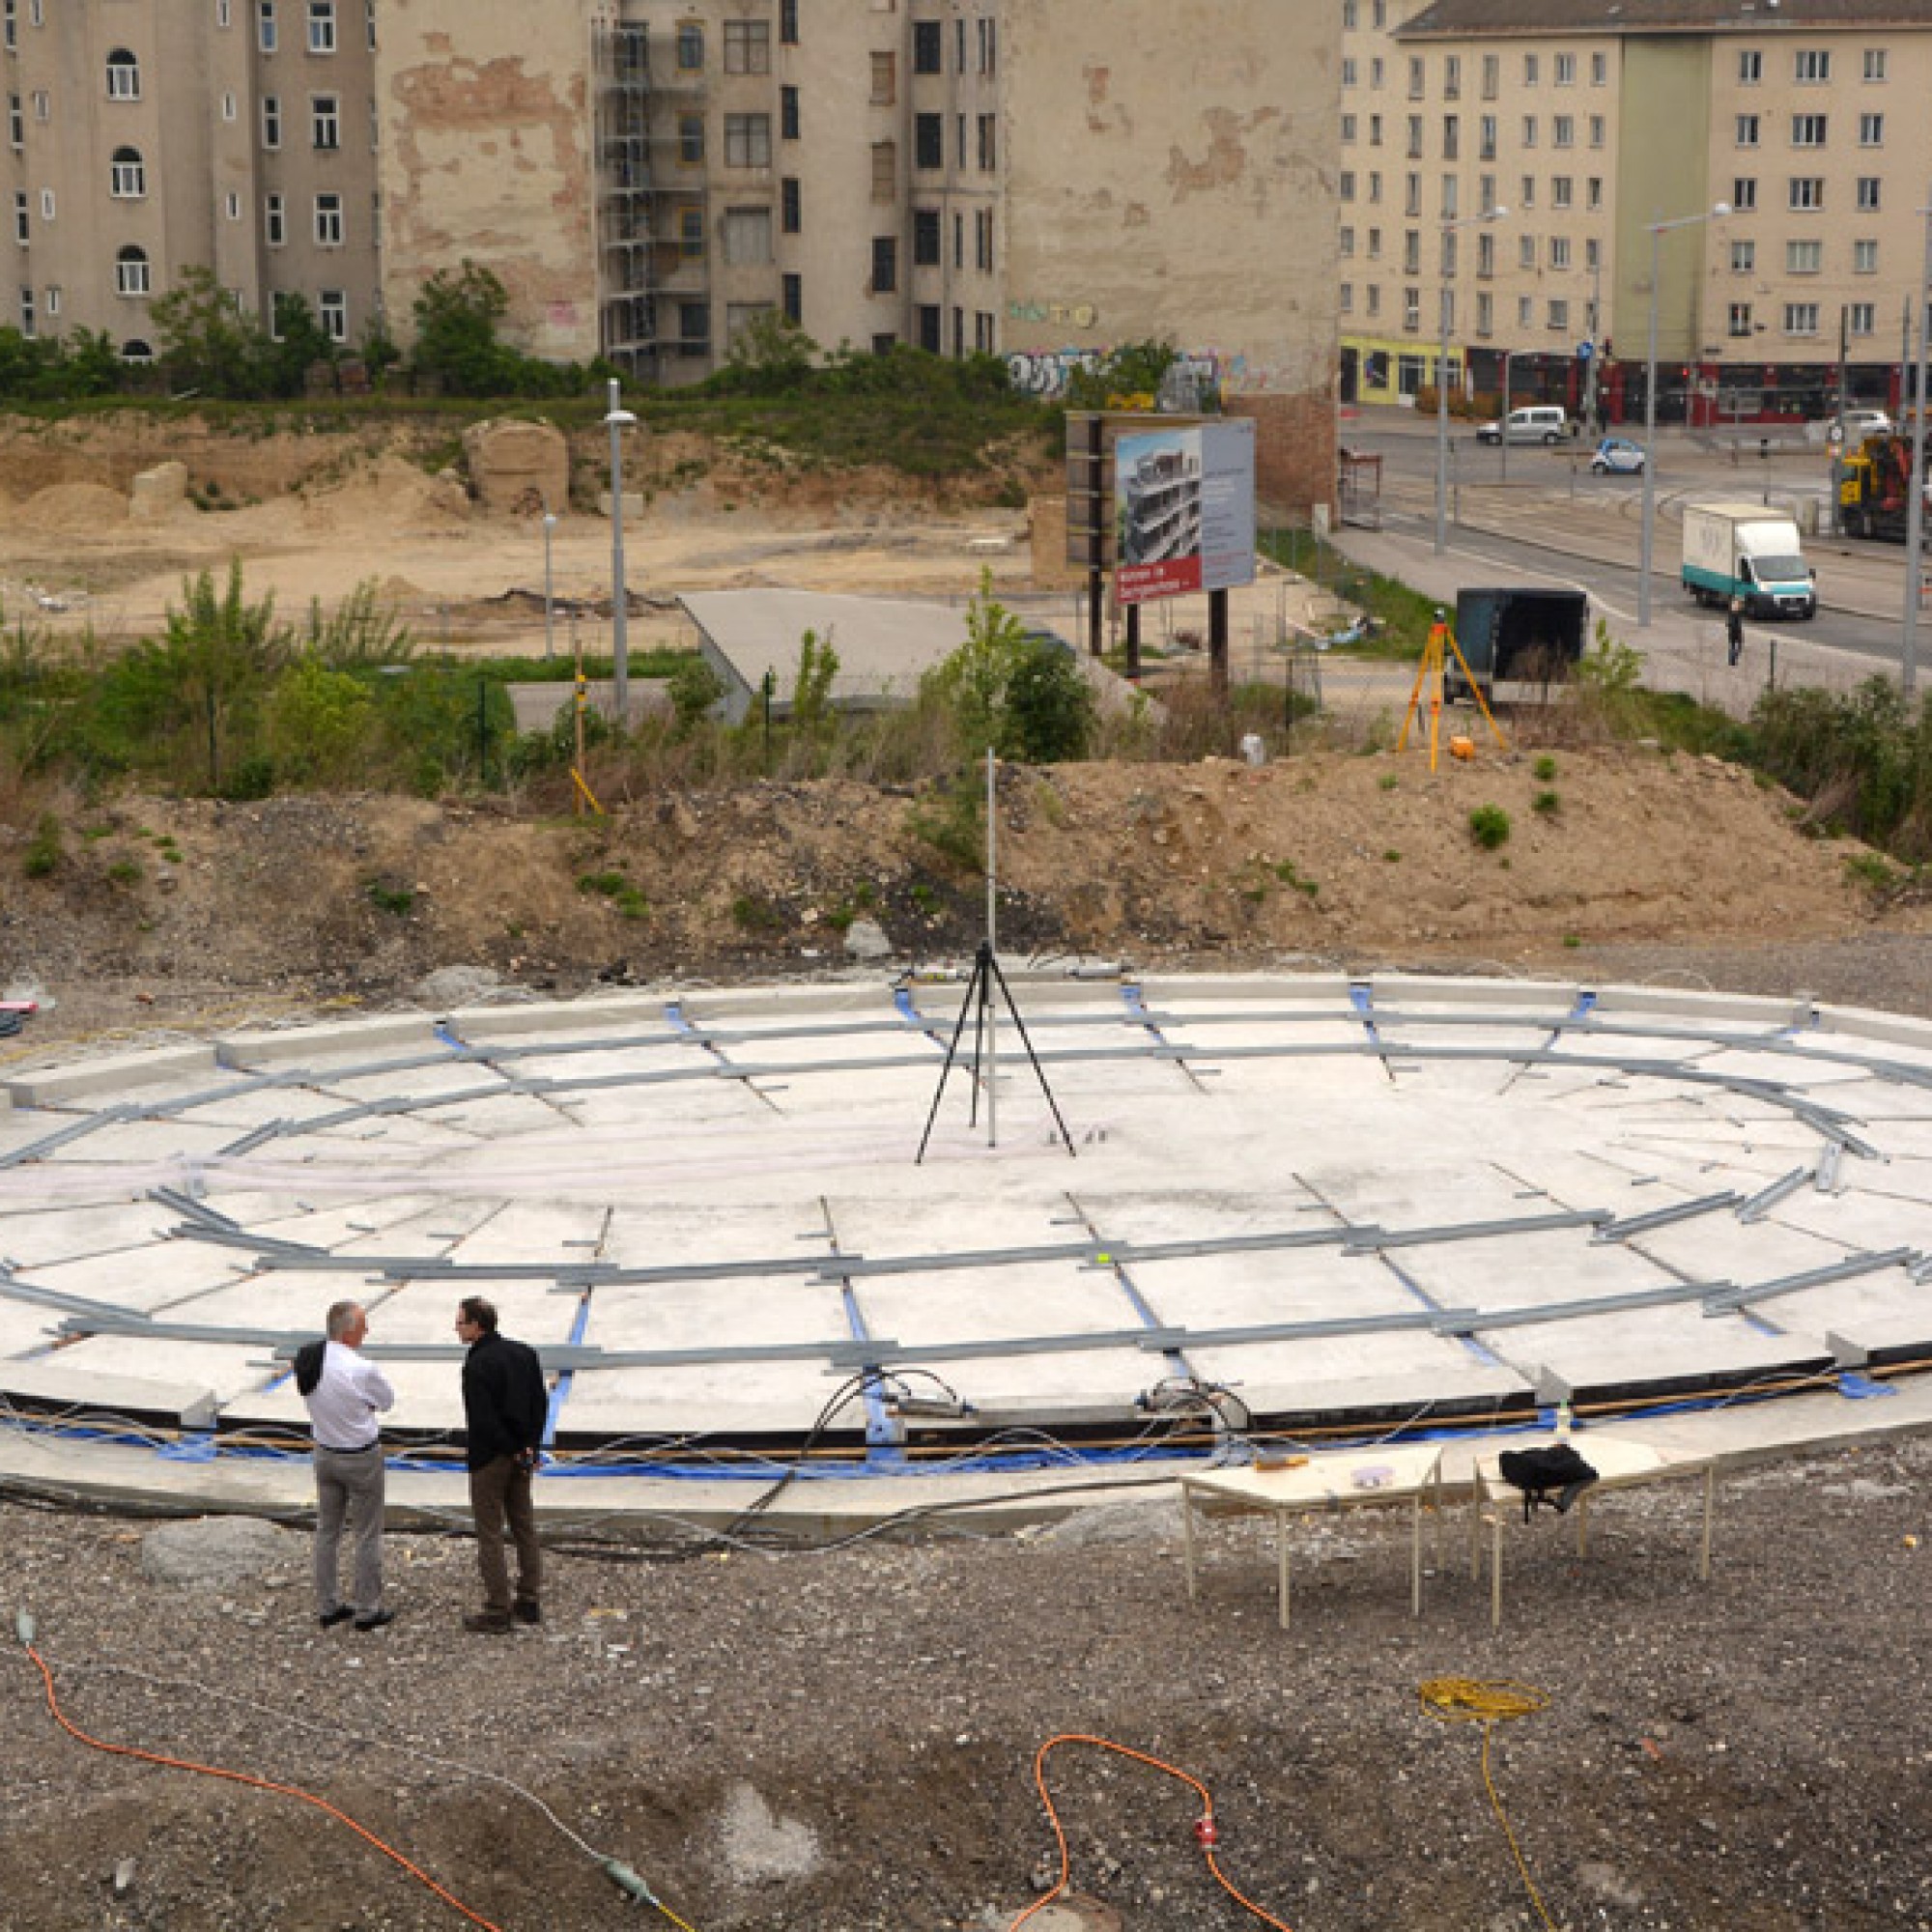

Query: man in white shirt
[[294, 1299, 397, 1633]]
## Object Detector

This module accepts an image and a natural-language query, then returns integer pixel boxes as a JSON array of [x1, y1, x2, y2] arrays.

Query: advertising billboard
[[1113, 419, 1257, 606]]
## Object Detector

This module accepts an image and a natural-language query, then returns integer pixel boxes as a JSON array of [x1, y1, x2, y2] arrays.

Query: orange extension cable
[[1009, 1733, 1295, 1931], [22, 1638, 505, 1932]]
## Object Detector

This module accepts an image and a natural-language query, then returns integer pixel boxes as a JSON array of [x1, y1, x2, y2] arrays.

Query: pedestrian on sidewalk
[[296, 1299, 396, 1633], [1726, 596, 1746, 667], [454, 1294, 548, 1634]]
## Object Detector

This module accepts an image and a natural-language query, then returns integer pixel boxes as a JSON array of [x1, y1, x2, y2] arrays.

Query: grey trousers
[[469, 1454, 541, 1614], [314, 1445, 385, 1616]]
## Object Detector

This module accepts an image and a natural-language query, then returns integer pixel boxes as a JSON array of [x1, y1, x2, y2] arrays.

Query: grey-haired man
[[295, 1299, 396, 1633]]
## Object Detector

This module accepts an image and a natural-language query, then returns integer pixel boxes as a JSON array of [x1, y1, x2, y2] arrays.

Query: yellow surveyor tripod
[[1398, 612, 1510, 771]]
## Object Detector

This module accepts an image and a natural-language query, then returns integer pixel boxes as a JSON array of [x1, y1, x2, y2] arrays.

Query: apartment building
[[1340, 0, 1932, 426], [2, 0, 380, 355]]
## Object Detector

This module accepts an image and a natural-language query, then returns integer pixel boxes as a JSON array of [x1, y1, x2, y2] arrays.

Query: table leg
[[1410, 1489, 1422, 1617], [1699, 1462, 1716, 1582], [1278, 1513, 1292, 1632], [1181, 1484, 1198, 1604], [1491, 1508, 1503, 1633], [1468, 1463, 1484, 1582]]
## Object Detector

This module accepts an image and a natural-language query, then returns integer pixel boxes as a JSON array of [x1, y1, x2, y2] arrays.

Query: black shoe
[[1555, 1477, 1598, 1515], [464, 1610, 514, 1634], [353, 1608, 395, 1633], [513, 1598, 542, 1626], [319, 1606, 354, 1630]]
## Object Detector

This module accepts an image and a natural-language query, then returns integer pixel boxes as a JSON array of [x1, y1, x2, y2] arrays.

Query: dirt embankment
[[0, 746, 1907, 1046]]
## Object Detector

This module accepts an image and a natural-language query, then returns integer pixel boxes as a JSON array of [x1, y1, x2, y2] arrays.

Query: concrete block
[[1594, 984, 1810, 1026], [1369, 973, 1577, 1012], [215, 1015, 439, 1067], [1812, 1005, 1932, 1053], [0, 1358, 218, 1428], [4, 1042, 216, 1106]]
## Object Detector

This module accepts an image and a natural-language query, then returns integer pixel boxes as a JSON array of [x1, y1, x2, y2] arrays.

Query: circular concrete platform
[[3, 972, 1931, 1492]]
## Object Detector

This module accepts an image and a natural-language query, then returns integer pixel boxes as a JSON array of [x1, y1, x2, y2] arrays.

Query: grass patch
[[1468, 804, 1512, 851], [364, 878, 415, 915]]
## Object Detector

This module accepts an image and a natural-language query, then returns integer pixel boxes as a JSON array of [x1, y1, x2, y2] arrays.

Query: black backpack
[[1497, 1442, 1599, 1522]]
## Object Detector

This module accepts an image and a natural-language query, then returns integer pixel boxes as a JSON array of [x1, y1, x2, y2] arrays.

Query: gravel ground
[[6, 1421, 1932, 1930]]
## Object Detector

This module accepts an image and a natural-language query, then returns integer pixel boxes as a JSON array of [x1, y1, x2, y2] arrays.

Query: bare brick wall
[[1227, 394, 1338, 526]]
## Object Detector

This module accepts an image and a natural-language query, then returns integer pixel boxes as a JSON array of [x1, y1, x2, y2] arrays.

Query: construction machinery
[[1837, 432, 1932, 544]]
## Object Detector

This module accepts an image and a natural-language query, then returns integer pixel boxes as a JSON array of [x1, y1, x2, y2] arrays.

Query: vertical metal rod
[[543, 512, 556, 662], [1639, 218, 1662, 628], [983, 747, 998, 1149], [607, 376, 630, 725], [1435, 283, 1451, 554], [1903, 189, 1932, 702]]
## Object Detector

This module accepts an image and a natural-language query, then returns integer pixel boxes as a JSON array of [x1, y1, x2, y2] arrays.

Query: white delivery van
[[1680, 501, 1817, 620]]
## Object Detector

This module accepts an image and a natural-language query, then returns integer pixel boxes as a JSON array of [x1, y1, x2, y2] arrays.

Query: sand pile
[[16, 481, 128, 532], [298, 452, 472, 536]]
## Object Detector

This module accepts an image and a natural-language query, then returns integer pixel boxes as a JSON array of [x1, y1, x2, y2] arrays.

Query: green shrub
[[1532, 755, 1557, 782], [22, 812, 61, 877], [1532, 789, 1561, 816], [1468, 804, 1512, 850], [364, 877, 415, 915]]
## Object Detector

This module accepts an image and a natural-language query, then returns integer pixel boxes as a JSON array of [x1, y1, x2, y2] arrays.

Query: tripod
[[1397, 615, 1510, 771], [916, 940, 1076, 1163]]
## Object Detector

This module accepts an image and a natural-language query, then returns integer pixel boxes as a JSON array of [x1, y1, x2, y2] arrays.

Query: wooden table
[[1468, 1435, 1719, 1631], [1180, 1442, 1446, 1631]]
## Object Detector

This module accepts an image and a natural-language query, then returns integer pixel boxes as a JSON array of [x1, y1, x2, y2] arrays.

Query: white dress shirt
[[306, 1340, 396, 1451]]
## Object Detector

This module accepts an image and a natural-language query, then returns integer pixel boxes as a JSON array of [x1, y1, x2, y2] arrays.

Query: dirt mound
[[16, 481, 128, 532], [298, 453, 472, 537]]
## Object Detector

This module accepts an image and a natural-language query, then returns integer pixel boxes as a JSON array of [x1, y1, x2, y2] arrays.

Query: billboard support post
[[1209, 590, 1230, 701]]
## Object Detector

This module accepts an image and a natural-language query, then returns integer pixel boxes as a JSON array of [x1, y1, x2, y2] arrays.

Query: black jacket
[[460, 1331, 548, 1471]]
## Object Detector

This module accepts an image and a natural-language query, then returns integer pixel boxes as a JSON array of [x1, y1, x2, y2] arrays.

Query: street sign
[[1577, 340, 1595, 362]]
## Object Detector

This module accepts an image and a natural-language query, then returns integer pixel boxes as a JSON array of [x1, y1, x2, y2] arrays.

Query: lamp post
[[1435, 204, 1510, 554], [1638, 202, 1729, 626], [602, 377, 638, 722], [1901, 185, 1931, 700], [542, 510, 558, 663]]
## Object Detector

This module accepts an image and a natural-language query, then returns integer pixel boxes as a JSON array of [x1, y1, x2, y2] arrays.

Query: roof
[[1399, 0, 1932, 36]]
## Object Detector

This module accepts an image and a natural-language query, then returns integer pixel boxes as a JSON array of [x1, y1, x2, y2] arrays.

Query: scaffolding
[[593, 17, 710, 381]]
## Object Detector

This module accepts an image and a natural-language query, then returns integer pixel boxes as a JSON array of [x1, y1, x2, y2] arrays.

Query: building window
[[1790, 113, 1826, 147], [1848, 302, 1874, 335], [1586, 177, 1602, 211], [871, 235, 895, 293], [314, 190, 342, 244], [678, 300, 708, 351], [1552, 114, 1573, 148], [1550, 176, 1572, 210], [869, 140, 895, 200], [44, 283, 57, 315], [37, 186, 51, 219], [1591, 51, 1606, 85], [1783, 301, 1819, 335], [263, 96, 282, 148], [870, 51, 895, 103], [12, 191, 25, 244], [1854, 238, 1878, 273], [724, 113, 771, 167], [1588, 114, 1604, 147], [678, 208, 704, 257], [1476, 291, 1492, 334], [1738, 48, 1761, 84], [1863, 48, 1887, 82], [258, 0, 275, 52], [105, 49, 141, 99], [1341, 57, 1357, 89], [225, 189, 241, 220], [1481, 53, 1498, 99], [320, 288, 346, 340], [222, 92, 237, 120], [1789, 178, 1823, 212], [1404, 289, 1420, 331], [7, 96, 20, 149], [1404, 229, 1419, 273], [307, 0, 334, 52], [17, 287, 33, 337], [1519, 175, 1534, 209], [1340, 281, 1353, 315], [780, 0, 797, 45], [1735, 114, 1758, 148], [1443, 54, 1461, 99], [780, 85, 798, 140], [3, 0, 14, 46], [1554, 53, 1575, 85], [725, 301, 773, 346], [1729, 239, 1754, 272], [1856, 177, 1881, 212], [1340, 225, 1354, 259], [913, 207, 939, 266], [781, 274, 801, 324], [1478, 114, 1495, 160], [781, 176, 800, 234], [917, 304, 940, 353], [1342, 114, 1356, 144], [312, 94, 339, 149], [677, 114, 703, 163], [1441, 115, 1458, 160], [1519, 234, 1536, 270], [115, 245, 150, 297], [724, 20, 769, 74], [723, 206, 773, 264], [265, 192, 285, 244], [914, 112, 942, 170], [1794, 49, 1830, 83], [1548, 298, 1569, 330], [1406, 55, 1423, 98], [1731, 178, 1756, 212], [913, 19, 941, 74], [676, 21, 703, 70], [1549, 236, 1571, 270], [977, 113, 995, 170], [109, 147, 147, 197], [1520, 116, 1536, 148], [1522, 52, 1538, 85], [1786, 239, 1822, 274], [1728, 302, 1752, 337], [1860, 112, 1884, 146]]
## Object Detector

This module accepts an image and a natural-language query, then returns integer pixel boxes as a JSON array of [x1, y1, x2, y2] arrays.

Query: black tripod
[[916, 940, 1076, 1164]]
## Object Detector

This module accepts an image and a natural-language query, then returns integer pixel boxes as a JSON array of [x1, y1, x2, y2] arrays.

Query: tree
[[264, 292, 337, 397], [151, 267, 273, 398], [410, 261, 514, 395], [712, 310, 817, 395], [156, 560, 291, 790], [923, 572, 1094, 763]]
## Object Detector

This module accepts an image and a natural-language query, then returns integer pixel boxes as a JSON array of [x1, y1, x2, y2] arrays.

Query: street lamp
[[1638, 201, 1729, 626], [542, 510, 558, 663], [1435, 204, 1510, 555], [603, 377, 639, 722]]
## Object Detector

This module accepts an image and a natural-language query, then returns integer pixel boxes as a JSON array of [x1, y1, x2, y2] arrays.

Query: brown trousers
[[469, 1454, 541, 1614]]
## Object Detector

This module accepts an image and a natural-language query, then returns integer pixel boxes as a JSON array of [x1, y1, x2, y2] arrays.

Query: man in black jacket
[[454, 1295, 549, 1634]]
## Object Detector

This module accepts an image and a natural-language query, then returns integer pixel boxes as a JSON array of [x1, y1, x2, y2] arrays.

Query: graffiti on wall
[[1006, 344, 1297, 403]]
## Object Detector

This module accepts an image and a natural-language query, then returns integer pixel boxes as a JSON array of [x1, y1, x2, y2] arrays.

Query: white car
[[1589, 437, 1646, 474], [1825, 409, 1893, 444]]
